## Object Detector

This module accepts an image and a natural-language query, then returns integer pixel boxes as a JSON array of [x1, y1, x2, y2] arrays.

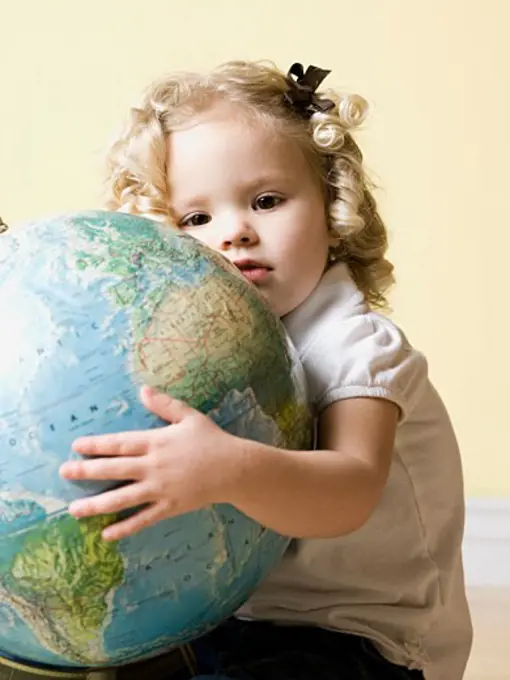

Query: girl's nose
[[218, 219, 259, 251]]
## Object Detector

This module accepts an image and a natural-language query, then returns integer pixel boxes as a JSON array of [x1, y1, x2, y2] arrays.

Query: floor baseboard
[[463, 498, 510, 588]]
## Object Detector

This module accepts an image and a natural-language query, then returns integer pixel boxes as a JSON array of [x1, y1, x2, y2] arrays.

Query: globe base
[[0, 646, 196, 680]]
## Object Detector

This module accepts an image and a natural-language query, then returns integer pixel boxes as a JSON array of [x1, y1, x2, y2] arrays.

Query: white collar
[[282, 263, 364, 347]]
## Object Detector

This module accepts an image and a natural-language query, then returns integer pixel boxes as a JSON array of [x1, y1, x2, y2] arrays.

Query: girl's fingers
[[101, 503, 169, 541], [72, 431, 151, 457], [67, 481, 151, 518], [60, 456, 144, 481]]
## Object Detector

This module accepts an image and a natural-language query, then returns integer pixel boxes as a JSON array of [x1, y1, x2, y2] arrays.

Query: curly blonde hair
[[105, 60, 394, 308]]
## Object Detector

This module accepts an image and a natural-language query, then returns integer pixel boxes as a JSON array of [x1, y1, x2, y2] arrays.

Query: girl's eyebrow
[[172, 174, 290, 210], [242, 173, 291, 193], [171, 194, 209, 210]]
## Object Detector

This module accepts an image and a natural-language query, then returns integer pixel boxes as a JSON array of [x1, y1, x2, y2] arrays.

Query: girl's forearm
[[227, 439, 383, 539]]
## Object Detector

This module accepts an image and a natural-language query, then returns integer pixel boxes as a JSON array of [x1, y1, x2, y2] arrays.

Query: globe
[[0, 211, 312, 670]]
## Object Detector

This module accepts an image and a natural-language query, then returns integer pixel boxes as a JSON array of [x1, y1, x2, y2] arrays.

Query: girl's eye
[[253, 194, 283, 211], [179, 213, 211, 228]]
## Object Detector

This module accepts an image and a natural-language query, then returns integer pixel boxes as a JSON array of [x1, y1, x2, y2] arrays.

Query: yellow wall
[[1, 0, 508, 495]]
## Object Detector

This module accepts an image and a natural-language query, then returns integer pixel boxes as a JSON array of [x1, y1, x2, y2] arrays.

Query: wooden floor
[[465, 587, 510, 680]]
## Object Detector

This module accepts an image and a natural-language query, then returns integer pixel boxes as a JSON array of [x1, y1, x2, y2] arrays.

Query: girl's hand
[[59, 386, 243, 541]]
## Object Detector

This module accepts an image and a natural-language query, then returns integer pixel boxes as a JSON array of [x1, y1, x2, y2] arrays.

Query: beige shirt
[[239, 263, 473, 680]]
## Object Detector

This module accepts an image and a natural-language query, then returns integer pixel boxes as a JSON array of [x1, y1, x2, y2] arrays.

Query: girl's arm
[[228, 397, 399, 538], [60, 388, 398, 541]]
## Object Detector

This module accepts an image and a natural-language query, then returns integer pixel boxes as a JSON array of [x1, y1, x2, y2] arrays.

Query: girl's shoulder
[[283, 263, 429, 418]]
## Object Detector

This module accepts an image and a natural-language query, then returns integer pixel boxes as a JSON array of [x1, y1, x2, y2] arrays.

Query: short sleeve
[[300, 312, 429, 422]]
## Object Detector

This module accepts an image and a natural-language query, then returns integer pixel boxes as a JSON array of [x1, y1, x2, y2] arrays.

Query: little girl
[[60, 61, 472, 680]]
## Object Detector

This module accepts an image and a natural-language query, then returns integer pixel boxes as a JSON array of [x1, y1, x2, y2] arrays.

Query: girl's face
[[167, 103, 332, 317]]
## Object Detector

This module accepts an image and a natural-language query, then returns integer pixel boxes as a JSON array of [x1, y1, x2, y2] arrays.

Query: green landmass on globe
[[1, 514, 123, 664]]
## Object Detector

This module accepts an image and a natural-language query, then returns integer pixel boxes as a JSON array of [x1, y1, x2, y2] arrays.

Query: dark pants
[[191, 618, 424, 680], [0, 619, 424, 680]]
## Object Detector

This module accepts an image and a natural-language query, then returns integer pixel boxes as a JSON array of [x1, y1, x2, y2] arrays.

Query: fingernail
[[142, 385, 157, 398], [60, 463, 74, 478], [68, 501, 85, 517]]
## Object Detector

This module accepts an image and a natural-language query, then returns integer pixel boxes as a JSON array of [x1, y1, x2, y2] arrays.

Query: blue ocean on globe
[[0, 211, 312, 669]]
